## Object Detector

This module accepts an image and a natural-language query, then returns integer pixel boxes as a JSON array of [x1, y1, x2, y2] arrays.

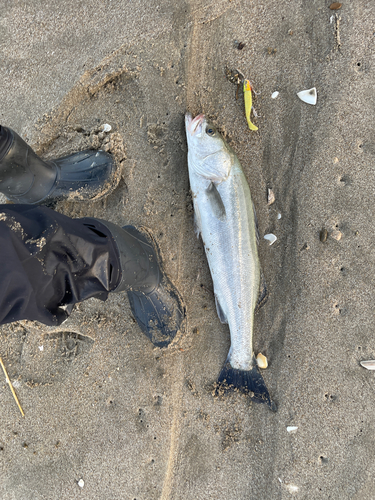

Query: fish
[[185, 113, 275, 411]]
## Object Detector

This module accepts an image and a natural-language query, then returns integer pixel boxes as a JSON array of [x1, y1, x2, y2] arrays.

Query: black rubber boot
[[96, 219, 186, 348], [0, 125, 116, 204]]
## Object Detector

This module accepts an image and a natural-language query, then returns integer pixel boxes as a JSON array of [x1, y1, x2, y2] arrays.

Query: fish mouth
[[185, 113, 205, 136]]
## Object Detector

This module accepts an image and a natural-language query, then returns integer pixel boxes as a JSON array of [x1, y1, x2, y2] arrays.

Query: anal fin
[[215, 294, 228, 324]]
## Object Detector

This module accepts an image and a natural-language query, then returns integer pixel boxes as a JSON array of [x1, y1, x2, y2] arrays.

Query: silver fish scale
[[189, 158, 260, 371]]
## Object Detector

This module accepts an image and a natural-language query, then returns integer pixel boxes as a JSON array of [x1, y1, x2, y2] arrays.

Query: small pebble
[[329, 2, 342, 9], [267, 188, 275, 205], [271, 91, 279, 99], [277, 213, 281, 220], [320, 228, 328, 242], [331, 229, 342, 241], [256, 353, 268, 369], [78, 479, 84, 488]]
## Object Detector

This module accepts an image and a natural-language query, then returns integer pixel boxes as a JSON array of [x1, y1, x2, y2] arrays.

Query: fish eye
[[206, 127, 215, 136]]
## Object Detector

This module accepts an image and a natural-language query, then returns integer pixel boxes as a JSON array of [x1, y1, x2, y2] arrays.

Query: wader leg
[[0, 204, 120, 326]]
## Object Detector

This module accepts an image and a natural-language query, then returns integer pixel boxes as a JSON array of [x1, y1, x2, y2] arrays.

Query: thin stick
[[0, 357, 24, 417]]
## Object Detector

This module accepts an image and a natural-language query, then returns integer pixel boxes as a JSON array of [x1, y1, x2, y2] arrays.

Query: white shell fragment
[[100, 123, 112, 133], [277, 213, 282, 220], [271, 91, 279, 99], [78, 479, 85, 488], [285, 484, 299, 494], [360, 360, 375, 370], [264, 233, 277, 245], [287, 426, 298, 433], [267, 188, 275, 205], [256, 353, 268, 369], [297, 87, 317, 105], [279, 478, 299, 494]]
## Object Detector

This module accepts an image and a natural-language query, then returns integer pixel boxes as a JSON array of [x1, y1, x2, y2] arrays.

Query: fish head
[[185, 113, 232, 182]]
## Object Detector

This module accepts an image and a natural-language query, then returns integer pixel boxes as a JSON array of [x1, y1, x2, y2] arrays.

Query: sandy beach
[[1, 1, 375, 498]]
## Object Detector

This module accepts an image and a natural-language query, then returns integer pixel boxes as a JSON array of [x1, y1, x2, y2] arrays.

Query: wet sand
[[1, 1, 375, 498]]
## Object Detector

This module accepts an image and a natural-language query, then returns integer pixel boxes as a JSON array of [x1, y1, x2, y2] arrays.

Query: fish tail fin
[[216, 358, 276, 412]]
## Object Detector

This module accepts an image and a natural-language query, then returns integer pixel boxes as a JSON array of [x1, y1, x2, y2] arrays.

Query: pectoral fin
[[206, 182, 226, 221]]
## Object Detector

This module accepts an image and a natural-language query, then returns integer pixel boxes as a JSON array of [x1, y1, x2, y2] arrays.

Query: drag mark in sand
[[190, 1, 232, 25], [185, 0, 234, 111], [176, 230, 184, 282], [160, 361, 184, 500], [160, 227, 185, 500]]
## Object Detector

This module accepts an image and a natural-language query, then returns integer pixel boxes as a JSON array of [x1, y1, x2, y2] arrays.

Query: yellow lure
[[243, 79, 258, 131]]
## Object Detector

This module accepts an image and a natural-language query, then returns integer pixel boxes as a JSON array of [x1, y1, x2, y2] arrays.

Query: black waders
[[0, 126, 185, 347], [0, 125, 116, 204]]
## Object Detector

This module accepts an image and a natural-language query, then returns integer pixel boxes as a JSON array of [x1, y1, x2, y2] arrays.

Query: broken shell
[[287, 426, 298, 433], [297, 87, 317, 105], [360, 360, 375, 370], [264, 233, 277, 245], [267, 188, 275, 205], [277, 213, 282, 220], [100, 123, 112, 133], [78, 479, 85, 488], [285, 484, 299, 494], [256, 353, 268, 369], [271, 91, 279, 99]]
